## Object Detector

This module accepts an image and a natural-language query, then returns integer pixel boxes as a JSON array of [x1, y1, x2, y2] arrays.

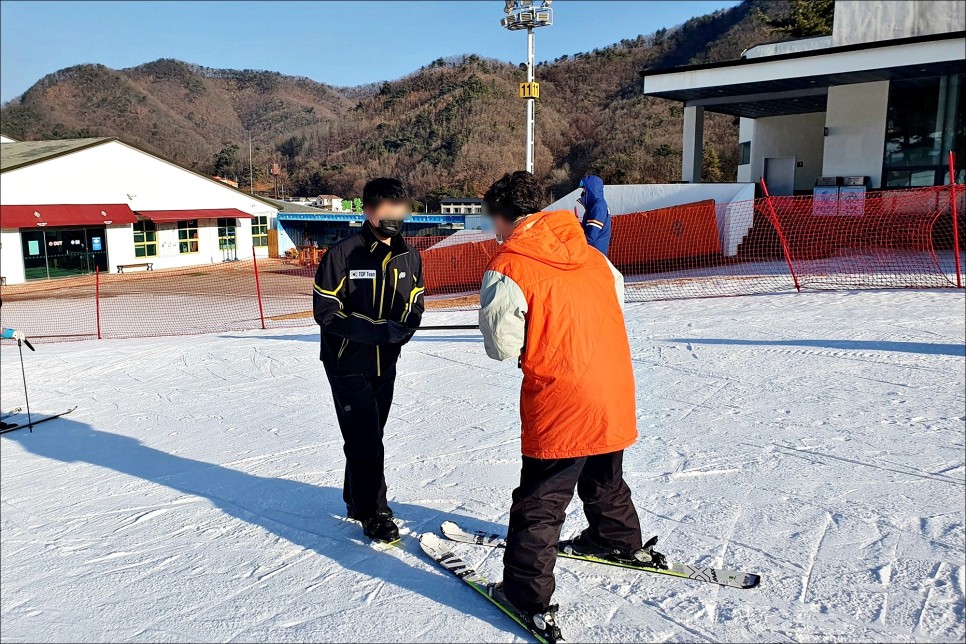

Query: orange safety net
[[1, 185, 962, 344]]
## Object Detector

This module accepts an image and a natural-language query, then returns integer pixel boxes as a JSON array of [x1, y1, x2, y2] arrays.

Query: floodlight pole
[[525, 27, 535, 174], [503, 1, 551, 174]]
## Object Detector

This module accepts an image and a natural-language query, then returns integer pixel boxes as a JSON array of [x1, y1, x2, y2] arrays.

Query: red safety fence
[[1, 184, 962, 343]]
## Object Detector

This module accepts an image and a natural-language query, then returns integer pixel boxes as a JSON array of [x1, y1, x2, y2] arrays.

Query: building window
[[217, 218, 237, 251], [738, 141, 751, 166], [178, 219, 199, 254], [133, 221, 158, 258], [252, 215, 269, 247], [883, 74, 964, 187]]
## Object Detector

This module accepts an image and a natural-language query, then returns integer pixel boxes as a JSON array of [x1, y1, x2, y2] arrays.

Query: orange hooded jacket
[[479, 209, 638, 459]]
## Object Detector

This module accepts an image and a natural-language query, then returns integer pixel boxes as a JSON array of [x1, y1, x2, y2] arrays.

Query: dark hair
[[483, 171, 545, 221], [362, 177, 410, 208]]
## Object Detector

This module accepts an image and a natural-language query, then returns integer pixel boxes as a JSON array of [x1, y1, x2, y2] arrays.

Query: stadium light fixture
[[501, 0, 553, 174]]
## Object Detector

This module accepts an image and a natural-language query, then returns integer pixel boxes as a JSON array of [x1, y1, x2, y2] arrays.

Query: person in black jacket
[[312, 177, 425, 543]]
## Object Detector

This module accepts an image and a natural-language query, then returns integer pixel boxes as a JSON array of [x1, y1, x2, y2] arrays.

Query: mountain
[[0, 0, 797, 204]]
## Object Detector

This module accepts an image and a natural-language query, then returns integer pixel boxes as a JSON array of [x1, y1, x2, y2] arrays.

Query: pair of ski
[[421, 520, 760, 643], [0, 407, 76, 434]]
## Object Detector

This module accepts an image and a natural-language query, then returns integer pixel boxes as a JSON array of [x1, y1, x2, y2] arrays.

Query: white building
[[440, 198, 484, 215], [642, 1, 965, 194], [0, 138, 278, 284], [314, 195, 344, 212]]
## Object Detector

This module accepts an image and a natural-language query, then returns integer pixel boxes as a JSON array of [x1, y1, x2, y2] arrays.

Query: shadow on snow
[[670, 338, 965, 357], [3, 419, 509, 635]]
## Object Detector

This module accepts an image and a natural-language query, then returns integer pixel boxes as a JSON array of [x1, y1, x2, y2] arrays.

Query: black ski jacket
[[313, 222, 425, 377]]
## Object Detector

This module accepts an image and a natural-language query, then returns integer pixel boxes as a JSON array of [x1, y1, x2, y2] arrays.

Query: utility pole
[[248, 130, 255, 194]]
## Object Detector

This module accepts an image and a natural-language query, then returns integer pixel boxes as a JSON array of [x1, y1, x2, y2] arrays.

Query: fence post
[[95, 266, 102, 340], [760, 178, 801, 292], [252, 246, 266, 330], [950, 151, 963, 289]]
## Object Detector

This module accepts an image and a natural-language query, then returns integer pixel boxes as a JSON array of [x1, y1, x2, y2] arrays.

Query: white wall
[[546, 183, 757, 257], [102, 219, 257, 273], [0, 229, 25, 284], [1, 140, 277, 281], [738, 112, 827, 192], [833, 1, 966, 46], [823, 81, 890, 188]]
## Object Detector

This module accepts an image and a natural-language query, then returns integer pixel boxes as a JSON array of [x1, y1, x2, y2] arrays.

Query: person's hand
[[387, 321, 415, 344], [1, 328, 26, 342]]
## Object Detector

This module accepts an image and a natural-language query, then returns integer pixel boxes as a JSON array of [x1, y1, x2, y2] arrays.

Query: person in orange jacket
[[477, 171, 660, 641]]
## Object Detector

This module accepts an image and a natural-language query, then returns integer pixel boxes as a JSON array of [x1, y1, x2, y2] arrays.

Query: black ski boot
[[360, 512, 399, 544], [561, 531, 667, 570], [347, 506, 393, 522], [488, 582, 563, 643], [0, 421, 16, 431]]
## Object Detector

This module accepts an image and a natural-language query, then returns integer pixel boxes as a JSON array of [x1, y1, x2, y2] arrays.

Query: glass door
[[85, 228, 108, 273], [44, 228, 90, 278], [217, 217, 237, 261], [21, 229, 48, 280]]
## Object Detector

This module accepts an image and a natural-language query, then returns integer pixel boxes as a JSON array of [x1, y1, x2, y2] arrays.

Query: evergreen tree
[[760, 0, 834, 38]]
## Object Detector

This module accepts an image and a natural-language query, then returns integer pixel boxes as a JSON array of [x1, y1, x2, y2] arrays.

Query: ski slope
[[1, 290, 964, 643]]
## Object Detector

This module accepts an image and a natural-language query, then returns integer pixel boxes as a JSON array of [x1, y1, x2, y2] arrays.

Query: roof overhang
[[137, 208, 254, 222], [641, 31, 965, 118], [0, 203, 137, 228]]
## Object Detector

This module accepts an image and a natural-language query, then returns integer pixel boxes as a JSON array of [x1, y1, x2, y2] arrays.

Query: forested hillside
[[0, 0, 812, 203]]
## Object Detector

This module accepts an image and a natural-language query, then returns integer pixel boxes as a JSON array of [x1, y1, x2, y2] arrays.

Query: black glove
[[387, 320, 415, 344]]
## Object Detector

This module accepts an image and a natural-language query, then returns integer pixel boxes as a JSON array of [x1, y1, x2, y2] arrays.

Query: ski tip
[[743, 573, 761, 589], [440, 520, 459, 532]]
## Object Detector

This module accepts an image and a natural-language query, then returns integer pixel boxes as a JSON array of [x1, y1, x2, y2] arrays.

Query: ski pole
[[17, 340, 33, 431]]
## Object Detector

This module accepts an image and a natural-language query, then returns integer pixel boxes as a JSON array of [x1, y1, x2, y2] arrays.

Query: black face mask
[[375, 219, 404, 237]]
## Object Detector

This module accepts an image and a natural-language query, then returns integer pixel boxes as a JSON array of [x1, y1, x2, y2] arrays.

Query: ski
[[419, 533, 556, 644], [440, 520, 760, 590], [0, 407, 78, 434]]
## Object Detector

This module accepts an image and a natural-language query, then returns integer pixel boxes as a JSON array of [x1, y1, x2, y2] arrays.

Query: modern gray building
[[641, 1, 965, 194]]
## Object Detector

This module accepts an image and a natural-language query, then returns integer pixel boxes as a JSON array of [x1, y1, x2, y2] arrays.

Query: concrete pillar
[[681, 105, 705, 183]]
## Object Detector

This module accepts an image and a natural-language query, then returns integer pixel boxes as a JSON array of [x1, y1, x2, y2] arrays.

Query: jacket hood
[[502, 210, 590, 271], [579, 175, 605, 208]]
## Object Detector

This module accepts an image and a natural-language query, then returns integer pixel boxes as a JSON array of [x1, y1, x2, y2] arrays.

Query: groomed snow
[[2, 290, 964, 643]]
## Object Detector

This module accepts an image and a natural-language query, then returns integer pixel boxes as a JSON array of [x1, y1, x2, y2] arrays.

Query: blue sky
[[0, 1, 738, 103]]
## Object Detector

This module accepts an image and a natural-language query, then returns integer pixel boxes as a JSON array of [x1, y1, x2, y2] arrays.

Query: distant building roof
[[0, 137, 113, 172], [0, 134, 18, 144], [316, 194, 342, 200], [263, 197, 333, 214], [439, 197, 484, 204]]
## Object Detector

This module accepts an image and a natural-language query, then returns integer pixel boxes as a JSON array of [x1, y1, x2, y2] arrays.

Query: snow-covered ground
[[2, 290, 964, 643]]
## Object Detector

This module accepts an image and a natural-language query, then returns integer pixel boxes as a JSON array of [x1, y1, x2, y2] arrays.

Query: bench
[[117, 263, 153, 274]]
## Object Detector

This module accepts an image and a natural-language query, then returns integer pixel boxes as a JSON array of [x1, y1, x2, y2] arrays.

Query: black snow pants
[[325, 366, 396, 520], [503, 450, 643, 613]]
